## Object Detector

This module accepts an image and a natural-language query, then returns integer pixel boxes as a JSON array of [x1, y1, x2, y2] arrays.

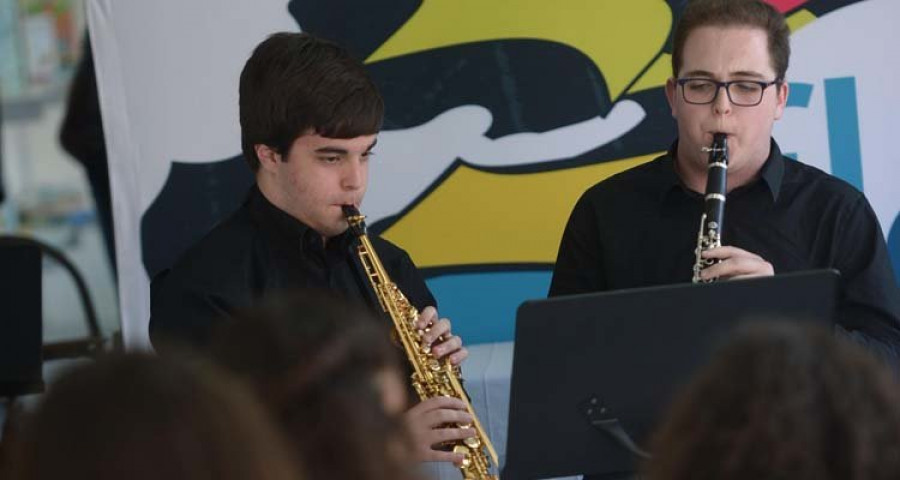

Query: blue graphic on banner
[[787, 82, 813, 108], [824, 77, 864, 191], [784, 82, 814, 161], [426, 271, 552, 344]]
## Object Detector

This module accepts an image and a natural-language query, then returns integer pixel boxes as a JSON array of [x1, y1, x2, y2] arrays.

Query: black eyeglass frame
[[675, 77, 783, 107]]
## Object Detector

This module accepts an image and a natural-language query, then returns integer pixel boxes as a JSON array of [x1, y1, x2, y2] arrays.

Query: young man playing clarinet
[[550, 0, 900, 367]]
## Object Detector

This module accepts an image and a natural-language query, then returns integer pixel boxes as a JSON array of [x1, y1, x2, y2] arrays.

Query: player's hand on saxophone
[[404, 396, 477, 465], [415, 306, 469, 366]]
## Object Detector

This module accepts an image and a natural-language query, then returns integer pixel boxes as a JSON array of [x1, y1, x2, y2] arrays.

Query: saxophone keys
[[453, 445, 472, 467], [417, 327, 428, 342]]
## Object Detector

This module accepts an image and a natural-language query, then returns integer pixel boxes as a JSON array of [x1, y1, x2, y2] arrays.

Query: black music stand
[[0, 243, 43, 396], [503, 270, 839, 480]]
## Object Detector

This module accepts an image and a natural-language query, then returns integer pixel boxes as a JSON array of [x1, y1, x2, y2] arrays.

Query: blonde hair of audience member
[[646, 322, 900, 480], [7, 353, 302, 480], [211, 290, 421, 480]]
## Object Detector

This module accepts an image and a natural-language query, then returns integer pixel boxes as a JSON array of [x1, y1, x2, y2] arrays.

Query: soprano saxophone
[[343, 205, 499, 480], [692, 132, 729, 283]]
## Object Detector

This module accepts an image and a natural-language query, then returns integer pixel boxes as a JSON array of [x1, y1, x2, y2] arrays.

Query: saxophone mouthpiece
[[341, 205, 360, 217], [342, 205, 366, 235]]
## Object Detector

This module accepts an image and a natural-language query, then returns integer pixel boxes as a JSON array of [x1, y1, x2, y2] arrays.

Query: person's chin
[[327, 223, 351, 237], [306, 218, 344, 238]]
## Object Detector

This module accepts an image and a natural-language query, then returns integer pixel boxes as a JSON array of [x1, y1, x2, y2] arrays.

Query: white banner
[[88, 0, 900, 349]]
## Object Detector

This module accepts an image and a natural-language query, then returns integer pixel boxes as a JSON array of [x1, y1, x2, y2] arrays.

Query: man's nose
[[341, 158, 366, 189], [713, 85, 732, 115]]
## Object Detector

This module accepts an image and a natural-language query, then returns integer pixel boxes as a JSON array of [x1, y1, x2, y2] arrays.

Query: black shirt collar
[[757, 138, 785, 202], [662, 137, 785, 203], [246, 185, 352, 254]]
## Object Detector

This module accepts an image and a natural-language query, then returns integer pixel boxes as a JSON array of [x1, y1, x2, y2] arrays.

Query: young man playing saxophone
[[149, 32, 475, 465], [550, 0, 900, 366]]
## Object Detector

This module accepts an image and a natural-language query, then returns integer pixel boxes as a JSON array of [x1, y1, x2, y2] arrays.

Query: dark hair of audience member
[[646, 321, 900, 480], [210, 290, 420, 480], [7, 353, 303, 480]]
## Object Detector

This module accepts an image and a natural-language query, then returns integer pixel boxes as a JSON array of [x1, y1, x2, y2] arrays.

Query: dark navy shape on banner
[[371, 39, 673, 170], [802, 0, 867, 16], [288, 0, 421, 61], [370, 40, 615, 141], [142, 155, 253, 279], [290, 0, 676, 165]]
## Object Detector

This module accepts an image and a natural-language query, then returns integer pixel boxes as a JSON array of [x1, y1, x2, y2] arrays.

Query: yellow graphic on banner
[[787, 9, 817, 32], [382, 154, 658, 267], [627, 53, 672, 94], [367, 0, 672, 101]]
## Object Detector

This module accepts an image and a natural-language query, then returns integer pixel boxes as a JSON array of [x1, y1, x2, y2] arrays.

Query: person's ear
[[255, 144, 282, 173]]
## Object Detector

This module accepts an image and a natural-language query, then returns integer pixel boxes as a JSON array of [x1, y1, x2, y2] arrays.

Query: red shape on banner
[[763, 0, 808, 13]]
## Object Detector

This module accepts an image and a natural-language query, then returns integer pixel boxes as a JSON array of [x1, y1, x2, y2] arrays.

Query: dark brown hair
[[211, 291, 420, 480], [672, 0, 791, 80], [239, 32, 383, 172], [8, 354, 302, 480], [646, 322, 900, 480]]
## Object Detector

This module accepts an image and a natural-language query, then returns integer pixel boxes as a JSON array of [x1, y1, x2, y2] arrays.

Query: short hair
[[646, 322, 900, 480], [672, 0, 791, 80], [239, 32, 384, 172], [211, 291, 419, 480], [8, 354, 302, 480]]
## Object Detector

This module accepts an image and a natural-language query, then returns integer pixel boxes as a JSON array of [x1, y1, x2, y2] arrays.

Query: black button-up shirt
[[550, 139, 900, 362], [150, 186, 435, 350]]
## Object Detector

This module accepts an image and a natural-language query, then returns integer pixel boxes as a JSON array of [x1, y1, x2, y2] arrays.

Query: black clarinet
[[692, 133, 728, 283]]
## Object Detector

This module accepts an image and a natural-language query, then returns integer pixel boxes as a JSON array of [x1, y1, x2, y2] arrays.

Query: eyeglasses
[[676, 78, 782, 107]]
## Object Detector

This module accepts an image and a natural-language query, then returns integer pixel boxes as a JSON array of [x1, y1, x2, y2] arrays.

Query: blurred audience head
[[646, 321, 900, 480], [8, 353, 302, 480], [211, 290, 418, 480]]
